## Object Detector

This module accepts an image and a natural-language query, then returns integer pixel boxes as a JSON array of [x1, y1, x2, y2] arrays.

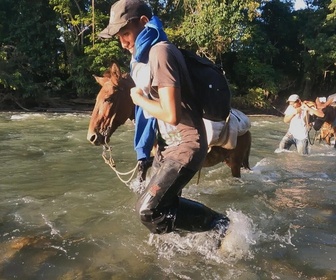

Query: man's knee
[[136, 192, 176, 234], [280, 138, 290, 150], [135, 192, 151, 223], [296, 139, 308, 154]]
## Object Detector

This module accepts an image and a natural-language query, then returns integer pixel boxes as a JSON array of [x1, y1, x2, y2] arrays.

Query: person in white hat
[[279, 94, 323, 154], [99, 0, 229, 236]]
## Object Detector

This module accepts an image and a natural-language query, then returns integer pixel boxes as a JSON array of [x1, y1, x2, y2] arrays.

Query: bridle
[[101, 144, 140, 186], [99, 103, 140, 186]]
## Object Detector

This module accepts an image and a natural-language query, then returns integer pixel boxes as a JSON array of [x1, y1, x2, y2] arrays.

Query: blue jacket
[[134, 106, 156, 161], [132, 16, 166, 161]]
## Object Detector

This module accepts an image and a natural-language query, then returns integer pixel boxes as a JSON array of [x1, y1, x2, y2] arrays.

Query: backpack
[[180, 49, 231, 121]]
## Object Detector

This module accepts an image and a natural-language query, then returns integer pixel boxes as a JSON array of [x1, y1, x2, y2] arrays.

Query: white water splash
[[148, 209, 258, 264], [41, 214, 61, 237], [10, 113, 44, 120], [129, 178, 146, 194], [219, 209, 259, 260]]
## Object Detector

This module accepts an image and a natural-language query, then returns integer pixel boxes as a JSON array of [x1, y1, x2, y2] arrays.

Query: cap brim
[[98, 27, 113, 39], [98, 22, 128, 39]]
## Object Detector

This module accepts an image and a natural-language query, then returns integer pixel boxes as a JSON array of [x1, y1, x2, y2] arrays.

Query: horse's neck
[[118, 75, 136, 124], [129, 106, 135, 122]]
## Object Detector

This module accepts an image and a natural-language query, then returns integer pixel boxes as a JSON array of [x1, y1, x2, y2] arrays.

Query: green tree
[[49, 0, 130, 97], [172, 0, 261, 61], [1, 0, 335, 110], [1, 0, 63, 107], [297, 0, 336, 97]]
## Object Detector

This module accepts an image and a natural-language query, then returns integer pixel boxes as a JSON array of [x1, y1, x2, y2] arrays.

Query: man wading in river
[[279, 94, 324, 154], [99, 0, 229, 236]]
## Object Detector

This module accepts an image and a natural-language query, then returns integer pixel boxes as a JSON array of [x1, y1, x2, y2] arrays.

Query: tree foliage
[[0, 0, 335, 110], [1, 0, 63, 105], [172, 0, 261, 61]]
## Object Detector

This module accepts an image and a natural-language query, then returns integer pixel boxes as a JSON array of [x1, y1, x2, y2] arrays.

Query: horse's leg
[[228, 131, 252, 178], [230, 160, 241, 178], [241, 131, 251, 170], [223, 150, 241, 178]]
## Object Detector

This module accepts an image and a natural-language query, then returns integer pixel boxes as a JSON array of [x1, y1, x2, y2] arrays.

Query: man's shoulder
[[151, 41, 181, 58], [152, 41, 176, 50]]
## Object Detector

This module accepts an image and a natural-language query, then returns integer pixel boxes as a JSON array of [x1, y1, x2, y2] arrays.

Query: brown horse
[[313, 99, 336, 148], [87, 62, 251, 178]]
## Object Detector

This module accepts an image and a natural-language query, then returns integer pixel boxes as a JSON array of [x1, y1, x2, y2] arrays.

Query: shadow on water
[[1, 113, 336, 279]]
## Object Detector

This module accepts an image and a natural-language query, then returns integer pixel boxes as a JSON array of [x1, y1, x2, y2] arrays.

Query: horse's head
[[313, 105, 336, 131], [87, 62, 135, 146], [309, 97, 335, 131]]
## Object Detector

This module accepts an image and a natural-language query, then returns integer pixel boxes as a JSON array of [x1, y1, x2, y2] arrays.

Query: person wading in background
[[279, 94, 324, 154]]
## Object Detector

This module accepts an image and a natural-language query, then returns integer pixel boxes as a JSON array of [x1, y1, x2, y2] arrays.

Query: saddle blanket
[[203, 109, 251, 150]]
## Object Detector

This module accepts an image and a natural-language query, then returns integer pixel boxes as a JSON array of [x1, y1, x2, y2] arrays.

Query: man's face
[[116, 20, 145, 55], [290, 100, 301, 108]]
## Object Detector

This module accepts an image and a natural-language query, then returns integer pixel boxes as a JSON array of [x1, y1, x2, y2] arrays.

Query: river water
[[0, 111, 335, 280]]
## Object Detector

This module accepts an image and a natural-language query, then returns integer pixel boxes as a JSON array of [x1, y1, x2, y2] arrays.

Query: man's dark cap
[[99, 0, 152, 39]]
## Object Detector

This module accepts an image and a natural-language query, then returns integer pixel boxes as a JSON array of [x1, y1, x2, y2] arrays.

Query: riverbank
[[0, 95, 286, 116], [0, 97, 94, 114]]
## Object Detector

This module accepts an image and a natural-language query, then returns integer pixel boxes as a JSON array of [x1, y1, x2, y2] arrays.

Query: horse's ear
[[110, 63, 121, 82], [93, 75, 107, 87]]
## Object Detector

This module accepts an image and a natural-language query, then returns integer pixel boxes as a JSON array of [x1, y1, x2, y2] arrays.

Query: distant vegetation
[[1, 0, 335, 111]]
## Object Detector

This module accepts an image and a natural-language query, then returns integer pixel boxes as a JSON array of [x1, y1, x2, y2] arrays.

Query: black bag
[[180, 49, 231, 121]]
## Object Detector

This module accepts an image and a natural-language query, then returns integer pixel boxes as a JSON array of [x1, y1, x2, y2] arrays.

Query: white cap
[[318, 97, 326, 103], [287, 94, 300, 102]]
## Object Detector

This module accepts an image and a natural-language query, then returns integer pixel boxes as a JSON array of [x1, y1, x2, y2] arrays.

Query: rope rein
[[101, 145, 139, 186], [307, 127, 319, 145], [304, 102, 321, 146]]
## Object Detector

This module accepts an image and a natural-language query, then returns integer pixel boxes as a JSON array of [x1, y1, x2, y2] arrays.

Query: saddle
[[203, 109, 251, 150]]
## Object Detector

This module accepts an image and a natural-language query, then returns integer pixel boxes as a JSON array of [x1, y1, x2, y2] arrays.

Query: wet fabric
[[136, 159, 223, 234]]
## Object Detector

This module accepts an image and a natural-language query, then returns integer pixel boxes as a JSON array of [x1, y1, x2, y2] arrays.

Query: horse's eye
[[104, 95, 115, 103], [104, 86, 119, 103]]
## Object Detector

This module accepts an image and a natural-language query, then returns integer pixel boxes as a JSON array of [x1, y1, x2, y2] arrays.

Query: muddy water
[[0, 112, 335, 279]]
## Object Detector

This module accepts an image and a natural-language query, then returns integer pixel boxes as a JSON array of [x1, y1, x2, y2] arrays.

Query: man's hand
[[296, 107, 302, 114], [301, 103, 309, 111], [137, 157, 154, 183], [130, 87, 144, 105]]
